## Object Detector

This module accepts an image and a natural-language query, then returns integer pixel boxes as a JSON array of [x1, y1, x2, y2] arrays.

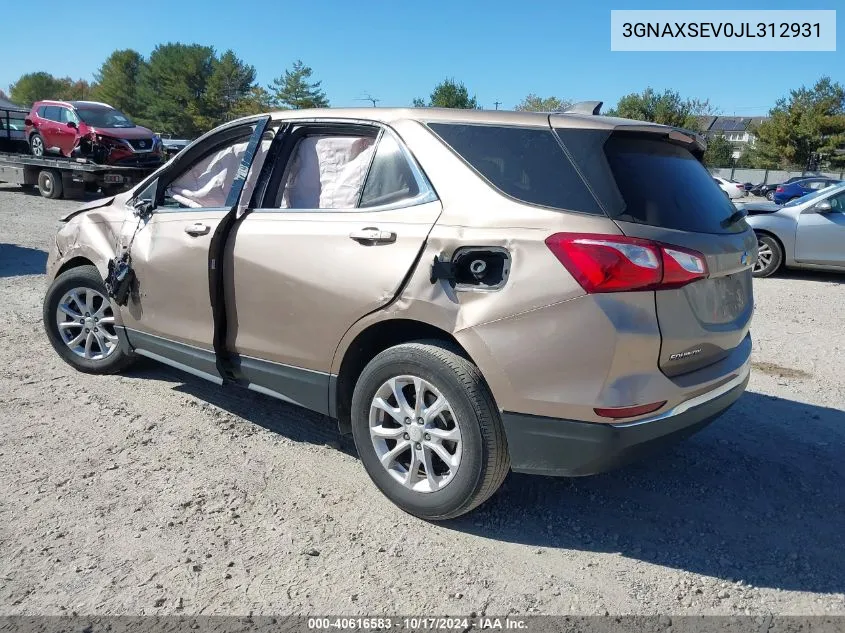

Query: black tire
[[350, 340, 510, 520], [765, 190, 775, 201], [30, 132, 45, 157], [43, 265, 136, 374], [37, 169, 63, 199], [752, 233, 783, 278]]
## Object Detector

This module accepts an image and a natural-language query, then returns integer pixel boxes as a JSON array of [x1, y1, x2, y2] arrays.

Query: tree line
[[5, 45, 843, 169], [6, 45, 328, 137]]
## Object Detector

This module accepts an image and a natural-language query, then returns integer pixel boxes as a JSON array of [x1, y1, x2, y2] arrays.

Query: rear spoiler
[[561, 101, 603, 116]]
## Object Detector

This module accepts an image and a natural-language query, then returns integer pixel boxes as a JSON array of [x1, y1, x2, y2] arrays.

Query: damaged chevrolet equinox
[[43, 104, 755, 520]]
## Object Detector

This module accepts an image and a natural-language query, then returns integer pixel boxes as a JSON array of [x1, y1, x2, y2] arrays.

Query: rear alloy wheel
[[765, 190, 775, 201], [351, 341, 510, 520], [43, 265, 135, 374], [752, 234, 783, 278], [30, 133, 45, 157]]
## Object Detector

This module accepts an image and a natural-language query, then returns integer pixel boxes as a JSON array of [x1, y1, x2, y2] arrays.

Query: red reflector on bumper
[[594, 401, 667, 419]]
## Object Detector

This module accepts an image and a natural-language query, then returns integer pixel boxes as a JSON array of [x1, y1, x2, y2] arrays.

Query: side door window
[[360, 134, 432, 208], [273, 132, 377, 209]]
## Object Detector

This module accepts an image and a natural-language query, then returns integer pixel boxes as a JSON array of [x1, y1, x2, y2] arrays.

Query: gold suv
[[43, 106, 755, 519]]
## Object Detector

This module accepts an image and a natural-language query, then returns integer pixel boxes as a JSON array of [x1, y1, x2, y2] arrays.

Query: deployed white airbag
[[168, 141, 249, 208], [278, 135, 375, 209]]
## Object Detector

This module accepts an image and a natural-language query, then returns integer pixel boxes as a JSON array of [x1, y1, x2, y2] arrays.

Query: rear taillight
[[735, 184, 744, 189], [776, 186, 783, 192], [545, 233, 708, 293]]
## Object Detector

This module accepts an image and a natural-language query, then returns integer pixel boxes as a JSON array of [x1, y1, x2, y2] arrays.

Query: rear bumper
[[501, 365, 749, 477]]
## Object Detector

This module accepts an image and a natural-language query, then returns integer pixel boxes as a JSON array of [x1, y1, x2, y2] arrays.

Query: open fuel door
[[118, 116, 273, 383]]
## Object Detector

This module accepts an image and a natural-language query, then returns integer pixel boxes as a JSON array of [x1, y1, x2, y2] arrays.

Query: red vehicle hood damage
[[85, 125, 155, 140]]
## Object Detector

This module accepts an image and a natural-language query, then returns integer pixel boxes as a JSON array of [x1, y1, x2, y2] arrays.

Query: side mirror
[[24, 118, 33, 126], [815, 200, 833, 213], [67, 121, 77, 129]]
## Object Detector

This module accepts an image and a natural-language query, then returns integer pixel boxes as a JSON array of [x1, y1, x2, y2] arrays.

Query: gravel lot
[[1, 183, 843, 617]]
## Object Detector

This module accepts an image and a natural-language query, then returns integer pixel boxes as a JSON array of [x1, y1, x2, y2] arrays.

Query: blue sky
[[0, 0, 842, 115]]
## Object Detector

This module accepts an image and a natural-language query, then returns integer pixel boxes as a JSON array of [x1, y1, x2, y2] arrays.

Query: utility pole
[[494, 100, 502, 110]]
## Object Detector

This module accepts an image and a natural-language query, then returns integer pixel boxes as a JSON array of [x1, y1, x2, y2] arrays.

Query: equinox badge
[[670, 349, 702, 361]]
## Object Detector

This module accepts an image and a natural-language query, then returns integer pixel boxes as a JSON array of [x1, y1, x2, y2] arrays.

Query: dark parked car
[[773, 178, 841, 204], [753, 176, 820, 201], [25, 100, 163, 166]]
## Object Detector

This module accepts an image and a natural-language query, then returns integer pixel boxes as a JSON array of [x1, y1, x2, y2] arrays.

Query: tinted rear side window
[[603, 134, 739, 234], [44, 106, 60, 121], [428, 123, 602, 215]]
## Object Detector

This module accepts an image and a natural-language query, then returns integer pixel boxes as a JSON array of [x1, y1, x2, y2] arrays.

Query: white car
[[713, 176, 746, 199]]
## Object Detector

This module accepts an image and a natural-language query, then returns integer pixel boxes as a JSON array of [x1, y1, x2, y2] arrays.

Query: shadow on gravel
[[121, 361, 845, 594], [125, 359, 356, 456], [0, 243, 47, 277], [770, 269, 845, 284], [449, 391, 845, 595]]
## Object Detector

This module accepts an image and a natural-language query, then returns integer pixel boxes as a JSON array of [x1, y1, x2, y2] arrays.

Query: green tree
[[269, 60, 329, 110], [606, 88, 712, 131], [137, 43, 216, 136], [9, 72, 66, 105], [9, 72, 92, 104], [703, 133, 734, 167], [202, 50, 257, 126], [754, 76, 845, 169], [414, 78, 478, 109], [58, 78, 94, 101], [229, 86, 274, 118], [515, 94, 571, 112], [92, 50, 145, 118]]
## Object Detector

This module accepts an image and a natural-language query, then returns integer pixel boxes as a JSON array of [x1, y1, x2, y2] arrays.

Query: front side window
[[59, 108, 77, 124], [161, 133, 252, 209], [826, 191, 845, 211], [274, 134, 376, 209]]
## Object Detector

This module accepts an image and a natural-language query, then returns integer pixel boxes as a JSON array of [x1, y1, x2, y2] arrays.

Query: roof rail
[[561, 101, 603, 115]]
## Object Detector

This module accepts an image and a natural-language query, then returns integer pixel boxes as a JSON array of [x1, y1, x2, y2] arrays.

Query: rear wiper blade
[[721, 208, 748, 228]]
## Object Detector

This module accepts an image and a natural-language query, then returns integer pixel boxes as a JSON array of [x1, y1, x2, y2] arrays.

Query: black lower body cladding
[[501, 372, 749, 477]]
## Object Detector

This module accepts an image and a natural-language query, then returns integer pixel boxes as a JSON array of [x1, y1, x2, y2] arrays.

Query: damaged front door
[[119, 117, 271, 382]]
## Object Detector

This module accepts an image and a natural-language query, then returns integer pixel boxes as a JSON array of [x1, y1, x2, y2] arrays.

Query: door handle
[[184, 222, 210, 236], [349, 227, 396, 244]]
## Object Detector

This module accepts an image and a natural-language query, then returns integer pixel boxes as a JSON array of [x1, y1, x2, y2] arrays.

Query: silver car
[[744, 182, 845, 277]]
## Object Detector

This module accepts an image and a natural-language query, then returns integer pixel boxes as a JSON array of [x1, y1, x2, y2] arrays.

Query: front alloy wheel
[[55, 287, 118, 360], [43, 265, 135, 374]]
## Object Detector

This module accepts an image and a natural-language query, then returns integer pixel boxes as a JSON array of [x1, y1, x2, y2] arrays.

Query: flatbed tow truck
[[0, 105, 158, 199]]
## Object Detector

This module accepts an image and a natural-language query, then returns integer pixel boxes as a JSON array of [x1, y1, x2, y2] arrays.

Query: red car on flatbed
[[25, 100, 163, 167]]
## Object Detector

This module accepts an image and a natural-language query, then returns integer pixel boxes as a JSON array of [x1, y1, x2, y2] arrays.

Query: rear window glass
[[428, 123, 602, 215], [603, 134, 739, 234]]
